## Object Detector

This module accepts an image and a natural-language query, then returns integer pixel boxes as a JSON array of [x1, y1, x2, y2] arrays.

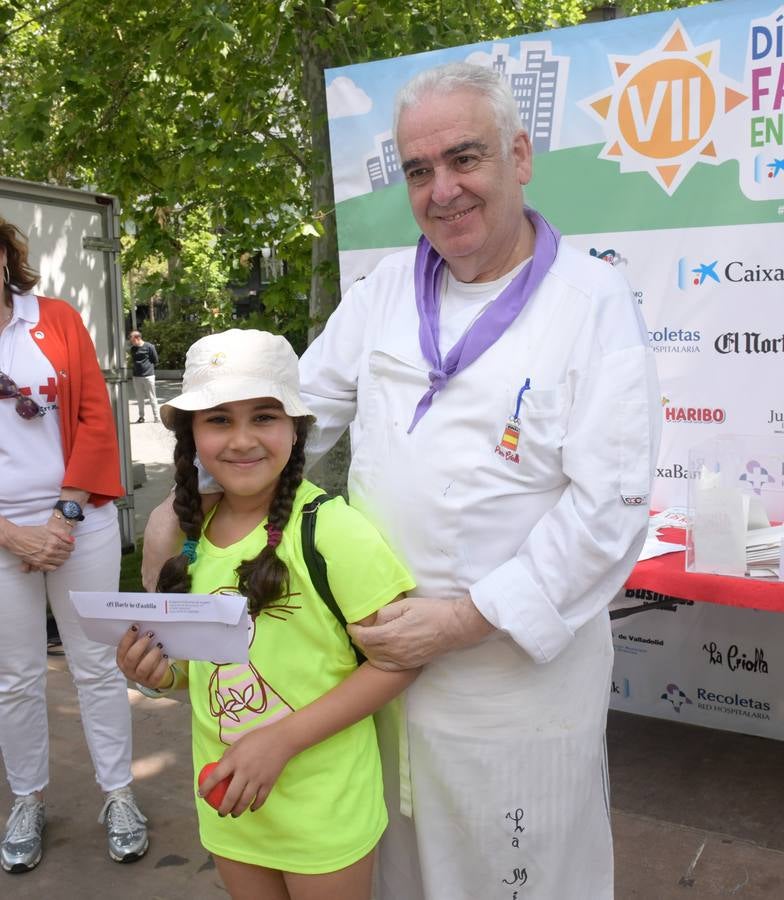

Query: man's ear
[[512, 129, 533, 186]]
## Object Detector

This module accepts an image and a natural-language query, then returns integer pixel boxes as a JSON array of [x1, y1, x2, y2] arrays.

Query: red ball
[[198, 762, 231, 810]]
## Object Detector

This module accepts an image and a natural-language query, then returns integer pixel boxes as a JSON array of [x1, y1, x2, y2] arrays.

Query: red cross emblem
[[39, 378, 57, 403]]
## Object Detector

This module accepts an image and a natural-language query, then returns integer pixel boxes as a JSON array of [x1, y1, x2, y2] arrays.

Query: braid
[[157, 410, 204, 594], [237, 417, 310, 615]]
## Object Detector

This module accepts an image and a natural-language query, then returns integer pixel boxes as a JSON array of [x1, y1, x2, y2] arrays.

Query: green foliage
[[0, 0, 703, 332], [137, 320, 208, 370]]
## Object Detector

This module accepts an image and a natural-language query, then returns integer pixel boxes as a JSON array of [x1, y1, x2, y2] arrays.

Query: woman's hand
[[197, 724, 294, 818], [116, 625, 172, 690], [0, 518, 75, 572]]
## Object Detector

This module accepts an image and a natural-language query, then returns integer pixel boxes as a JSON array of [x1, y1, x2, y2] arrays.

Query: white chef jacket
[[299, 239, 661, 900]]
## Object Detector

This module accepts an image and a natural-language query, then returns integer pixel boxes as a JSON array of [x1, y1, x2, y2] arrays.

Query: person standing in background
[[129, 330, 160, 424], [0, 217, 149, 874]]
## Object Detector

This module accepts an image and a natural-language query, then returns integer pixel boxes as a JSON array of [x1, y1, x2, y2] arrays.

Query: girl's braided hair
[[156, 409, 310, 615]]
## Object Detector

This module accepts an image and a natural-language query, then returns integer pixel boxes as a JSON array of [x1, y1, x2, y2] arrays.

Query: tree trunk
[[298, 7, 349, 494], [299, 8, 340, 344]]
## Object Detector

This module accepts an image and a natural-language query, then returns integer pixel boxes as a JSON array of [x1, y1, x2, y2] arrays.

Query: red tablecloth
[[625, 526, 784, 614]]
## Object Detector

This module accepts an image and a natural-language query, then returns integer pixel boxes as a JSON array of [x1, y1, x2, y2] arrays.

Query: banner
[[325, 0, 784, 513], [610, 592, 784, 739]]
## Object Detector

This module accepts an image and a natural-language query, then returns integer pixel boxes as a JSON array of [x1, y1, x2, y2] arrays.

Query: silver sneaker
[[1, 794, 45, 874], [98, 787, 148, 863]]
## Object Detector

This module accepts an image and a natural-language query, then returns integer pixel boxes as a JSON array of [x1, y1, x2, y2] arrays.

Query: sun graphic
[[581, 20, 747, 195]]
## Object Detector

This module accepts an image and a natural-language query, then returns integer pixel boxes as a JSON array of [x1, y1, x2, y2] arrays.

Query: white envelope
[[70, 591, 249, 663]]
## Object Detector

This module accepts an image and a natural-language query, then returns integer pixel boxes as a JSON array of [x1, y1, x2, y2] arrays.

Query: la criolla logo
[[581, 20, 747, 195], [678, 257, 720, 290]]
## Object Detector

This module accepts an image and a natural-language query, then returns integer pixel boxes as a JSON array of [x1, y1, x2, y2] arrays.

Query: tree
[[0, 0, 703, 344]]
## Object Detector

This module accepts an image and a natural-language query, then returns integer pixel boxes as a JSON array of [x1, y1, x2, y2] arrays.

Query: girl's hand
[[116, 625, 172, 690], [198, 724, 295, 817]]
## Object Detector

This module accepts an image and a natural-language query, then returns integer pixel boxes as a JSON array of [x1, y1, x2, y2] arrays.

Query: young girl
[[116, 329, 417, 900]]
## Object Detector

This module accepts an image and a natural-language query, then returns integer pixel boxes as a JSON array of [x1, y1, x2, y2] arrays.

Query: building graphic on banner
[[363, 42, 566, 191]]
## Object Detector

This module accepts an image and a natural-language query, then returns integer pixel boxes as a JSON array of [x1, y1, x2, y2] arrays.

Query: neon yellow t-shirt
[[187, 480, 415, 873]]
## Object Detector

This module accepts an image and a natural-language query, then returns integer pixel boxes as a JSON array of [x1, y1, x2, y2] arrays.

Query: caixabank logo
[[678, 256, 784, 291], [661, 395, 725, 423], [582, 20, 747, 195], [753, 154, 784, 183]]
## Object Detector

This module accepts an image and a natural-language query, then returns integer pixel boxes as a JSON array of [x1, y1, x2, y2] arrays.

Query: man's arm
[[141, 492, 180, 591], [348, 594, 494, 670]]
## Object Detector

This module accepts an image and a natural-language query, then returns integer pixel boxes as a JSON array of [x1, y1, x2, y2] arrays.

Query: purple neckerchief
[[408, 206, 560, 433]]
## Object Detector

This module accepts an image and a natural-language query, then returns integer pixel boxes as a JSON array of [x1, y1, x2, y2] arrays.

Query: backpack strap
[[301, 494, 365, 665]]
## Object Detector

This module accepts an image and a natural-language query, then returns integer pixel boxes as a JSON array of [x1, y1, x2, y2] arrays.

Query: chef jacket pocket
[[495, 385, 568, 486], [350, 349, 426, 486]]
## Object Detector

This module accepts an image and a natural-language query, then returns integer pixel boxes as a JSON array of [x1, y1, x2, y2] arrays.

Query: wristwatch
[[53, 499, 85, 522]]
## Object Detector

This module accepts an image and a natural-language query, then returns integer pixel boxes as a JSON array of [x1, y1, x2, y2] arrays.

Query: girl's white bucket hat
[[160, 329, 313, 429]]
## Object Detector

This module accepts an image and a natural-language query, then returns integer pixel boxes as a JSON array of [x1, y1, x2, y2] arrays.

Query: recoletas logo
[[739, 459, 775, 495], [648, 326, 700, 353], [661, 683, 692, 713]]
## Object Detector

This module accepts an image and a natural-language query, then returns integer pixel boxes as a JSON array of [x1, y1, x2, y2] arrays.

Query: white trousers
[[0, 517, 133, 796], [374, 612, 615, 900], [133, 374, 160, 421]]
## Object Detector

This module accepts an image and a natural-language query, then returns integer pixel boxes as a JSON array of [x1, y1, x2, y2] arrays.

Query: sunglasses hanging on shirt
[[0, 371, 44, 419]]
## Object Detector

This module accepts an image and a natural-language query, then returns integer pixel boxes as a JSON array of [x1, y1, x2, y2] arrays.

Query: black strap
[[301, 494, 365, 664]]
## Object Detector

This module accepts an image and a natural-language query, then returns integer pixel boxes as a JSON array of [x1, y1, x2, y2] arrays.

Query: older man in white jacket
[[143, 62, 659, 900], [299, 63, 660, 900]]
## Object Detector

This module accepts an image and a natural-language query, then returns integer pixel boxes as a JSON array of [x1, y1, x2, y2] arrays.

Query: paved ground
[[2, 379, 783, 898]]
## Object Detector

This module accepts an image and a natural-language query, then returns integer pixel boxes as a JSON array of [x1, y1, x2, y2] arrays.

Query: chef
[[299, 62, 660, 900]]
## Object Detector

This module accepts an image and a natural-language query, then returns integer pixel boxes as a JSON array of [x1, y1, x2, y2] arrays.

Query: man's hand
[[0, 518, 75, 572], [198, 724, 294, 818], [347, 594, 495, 671]]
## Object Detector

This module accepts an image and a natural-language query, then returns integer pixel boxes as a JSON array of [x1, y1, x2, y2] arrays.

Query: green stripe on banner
[[336, 144, 784, 251]]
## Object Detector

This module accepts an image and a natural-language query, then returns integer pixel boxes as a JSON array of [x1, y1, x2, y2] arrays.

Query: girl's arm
[[200, 606, 419, 817]]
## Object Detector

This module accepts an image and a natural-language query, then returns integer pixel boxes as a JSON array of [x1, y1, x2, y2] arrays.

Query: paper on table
[[638, 537, 687, 561], [70, 592, 249, 663]]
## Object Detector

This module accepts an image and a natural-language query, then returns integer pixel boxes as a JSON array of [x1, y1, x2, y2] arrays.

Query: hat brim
[[160, 377, 314, 430]]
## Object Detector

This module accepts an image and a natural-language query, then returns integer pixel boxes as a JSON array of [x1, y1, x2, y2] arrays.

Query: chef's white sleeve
[[470, 344, 661, 664], [299, 284, 367, 466]]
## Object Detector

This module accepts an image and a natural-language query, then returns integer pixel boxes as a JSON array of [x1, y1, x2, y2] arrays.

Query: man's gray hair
[[394, 62, 523, 155]]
